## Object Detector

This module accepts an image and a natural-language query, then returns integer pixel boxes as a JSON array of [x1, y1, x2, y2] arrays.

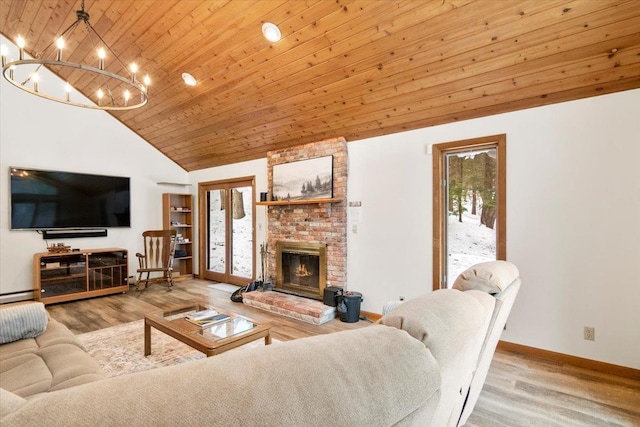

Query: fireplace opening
[[276, 241, 326, 300]]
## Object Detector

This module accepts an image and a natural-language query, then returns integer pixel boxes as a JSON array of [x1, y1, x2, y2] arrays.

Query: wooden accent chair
[[136, 230, 177, 290]]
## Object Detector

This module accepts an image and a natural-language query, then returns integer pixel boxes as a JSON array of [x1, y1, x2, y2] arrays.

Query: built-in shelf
[[163, 193, 194, 279], [256, 198, 343, 206]]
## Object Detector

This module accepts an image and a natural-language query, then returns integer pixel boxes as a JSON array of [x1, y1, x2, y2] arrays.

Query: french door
[[198, 177, 255, 285]]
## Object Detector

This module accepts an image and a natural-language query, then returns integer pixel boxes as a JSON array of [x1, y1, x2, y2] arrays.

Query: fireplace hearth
[[275, 241, 326, 300]]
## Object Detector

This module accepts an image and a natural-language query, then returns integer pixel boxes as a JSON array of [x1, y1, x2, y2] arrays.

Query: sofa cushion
[[0, 343, 104, 398], [0, 318, 81, 362], [34, 319, 86, 349], [452, 260, 519, 293], [0, 353, 53, 397], [0, 338, 39, 362], [0, 302, 48, 344], [0, 318, 105, 398], [0, 388, 26, 418]]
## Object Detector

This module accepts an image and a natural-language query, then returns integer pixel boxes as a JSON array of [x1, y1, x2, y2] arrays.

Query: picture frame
[[272, 155, 333, 201]]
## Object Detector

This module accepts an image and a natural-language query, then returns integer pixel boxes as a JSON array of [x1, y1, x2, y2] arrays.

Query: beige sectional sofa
[[0, 303, 104, 399], [0, 261, 520, 426]]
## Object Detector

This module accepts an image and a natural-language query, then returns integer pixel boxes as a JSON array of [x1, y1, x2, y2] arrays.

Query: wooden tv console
[[34, 248, 129, 304]]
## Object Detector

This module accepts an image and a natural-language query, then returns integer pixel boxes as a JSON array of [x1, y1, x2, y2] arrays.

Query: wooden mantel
[[256, 198, 342, 207]]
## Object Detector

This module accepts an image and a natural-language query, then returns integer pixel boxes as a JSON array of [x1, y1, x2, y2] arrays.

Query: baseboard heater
[[42, 229, 107, 239], [0, 290, 35, 304]]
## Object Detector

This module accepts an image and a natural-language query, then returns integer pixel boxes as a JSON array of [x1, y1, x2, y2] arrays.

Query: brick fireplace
[[266, 137, 347, 297]]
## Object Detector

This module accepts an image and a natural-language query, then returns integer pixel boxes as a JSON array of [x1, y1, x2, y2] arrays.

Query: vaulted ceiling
[[2, 1, 639, 171]]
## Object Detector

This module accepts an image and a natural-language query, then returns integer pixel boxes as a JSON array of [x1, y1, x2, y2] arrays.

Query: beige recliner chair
[[452, 260, 521, 426], [380, 260, 521, 426]]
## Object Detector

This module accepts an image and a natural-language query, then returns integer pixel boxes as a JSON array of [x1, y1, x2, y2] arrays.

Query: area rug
[[77, 319, 272, 377], [207, 283, 242, 293]]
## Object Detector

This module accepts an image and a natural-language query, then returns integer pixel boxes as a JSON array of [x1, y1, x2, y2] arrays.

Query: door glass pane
[[445, 148, 497, 287], [207, 189, 226, 274], [230, 186, 252, 278]]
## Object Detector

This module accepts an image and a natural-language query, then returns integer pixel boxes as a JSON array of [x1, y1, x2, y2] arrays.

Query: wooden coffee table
[[144, 302, 271, 357]]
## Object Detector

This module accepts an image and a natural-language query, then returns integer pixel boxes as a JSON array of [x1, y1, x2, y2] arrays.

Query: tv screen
[[10, 167, 131, 230]]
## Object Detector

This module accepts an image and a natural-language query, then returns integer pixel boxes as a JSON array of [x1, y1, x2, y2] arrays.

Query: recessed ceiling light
[[182, 72, 197, 86], [262, 22, 281, 43]]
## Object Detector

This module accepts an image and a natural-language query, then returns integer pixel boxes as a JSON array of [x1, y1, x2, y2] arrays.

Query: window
[[432, 135, 506, 289]]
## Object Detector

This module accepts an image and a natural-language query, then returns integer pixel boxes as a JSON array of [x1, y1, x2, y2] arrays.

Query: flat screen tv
[[10, 167, 131, 230]]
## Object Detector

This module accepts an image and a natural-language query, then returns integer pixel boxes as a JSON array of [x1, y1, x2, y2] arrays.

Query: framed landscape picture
[[272, 156, 333, 201]]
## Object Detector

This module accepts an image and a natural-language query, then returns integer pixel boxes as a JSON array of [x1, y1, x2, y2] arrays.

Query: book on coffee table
[[186, 309, 217, 321], [185, 309, 230, 327]]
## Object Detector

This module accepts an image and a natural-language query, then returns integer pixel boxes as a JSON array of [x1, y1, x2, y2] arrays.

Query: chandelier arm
[[36, 19, 83, 60], [81, 20, 118, 105], [18, 63, 44, 86], [83, 20, 131, 78]]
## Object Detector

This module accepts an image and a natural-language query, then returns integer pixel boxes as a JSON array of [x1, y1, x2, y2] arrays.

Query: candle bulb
[[65, 83, 72, 102], [97, 88, 104, 105], [130, 63, 138, 83], [97, 47, 105, 70], [16, 35, 25, 60], [56, 37, 64, 61], [32, 73, 39, 92], [143, 75, 150, 94], [1, 45, 7, 67]]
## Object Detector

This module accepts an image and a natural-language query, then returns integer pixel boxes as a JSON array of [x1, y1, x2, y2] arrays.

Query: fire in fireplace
[[275, 241, 326, 300]]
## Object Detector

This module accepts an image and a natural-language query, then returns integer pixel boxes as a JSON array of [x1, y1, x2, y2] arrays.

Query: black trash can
[[337, 292, 363, 323]]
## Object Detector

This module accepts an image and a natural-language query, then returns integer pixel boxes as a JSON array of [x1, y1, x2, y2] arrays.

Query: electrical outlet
[[584, 327, 595, 341]]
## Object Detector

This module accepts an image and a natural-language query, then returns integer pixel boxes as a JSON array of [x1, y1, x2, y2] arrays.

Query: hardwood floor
[[46, 279, 640, 427], [45, 279, 368, 339]]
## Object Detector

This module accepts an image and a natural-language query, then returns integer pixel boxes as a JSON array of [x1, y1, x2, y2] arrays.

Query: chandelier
[[1, 0, 150, 111]]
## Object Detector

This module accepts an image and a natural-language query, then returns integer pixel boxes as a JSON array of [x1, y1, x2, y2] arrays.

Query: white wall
[[189, 90, 640, 369], [0, 36, 188, 299], [346, 89, 640, 369]]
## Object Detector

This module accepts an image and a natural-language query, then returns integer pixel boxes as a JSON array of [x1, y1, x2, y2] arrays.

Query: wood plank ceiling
[[2, 0, 639, 171]]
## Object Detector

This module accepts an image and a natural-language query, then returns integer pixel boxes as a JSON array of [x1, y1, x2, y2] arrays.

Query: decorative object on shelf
[[1, 0, 150, 111], [47, 243, 71, 253], [272, 156, 333, 202]]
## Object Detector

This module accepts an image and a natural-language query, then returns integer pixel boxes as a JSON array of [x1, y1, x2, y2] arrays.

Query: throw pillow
[[0, 302, 48, 344]]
